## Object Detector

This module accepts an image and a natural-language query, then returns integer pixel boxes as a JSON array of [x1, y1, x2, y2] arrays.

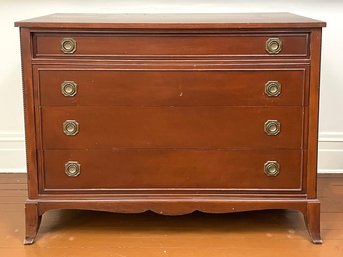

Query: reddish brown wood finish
[[306, 29, 323, 199], [4, 174, 343, 255], [33, 33, 309, 58], [42, 149, 302, 191], [19, 28, 39, 199], [37, 68, 306, 106], [41, 106, 303, 149], [14, 13, 326, 29], [15, 13, 325, 245], [24, 201, 41, 245]]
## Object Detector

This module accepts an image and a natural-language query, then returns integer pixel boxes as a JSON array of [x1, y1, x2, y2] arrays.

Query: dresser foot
[[24, 202, 42, 245], [303, 201, 322, 244]]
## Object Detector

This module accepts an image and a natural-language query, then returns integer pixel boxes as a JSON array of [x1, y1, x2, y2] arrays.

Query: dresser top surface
[[15, 13, 325, 29]]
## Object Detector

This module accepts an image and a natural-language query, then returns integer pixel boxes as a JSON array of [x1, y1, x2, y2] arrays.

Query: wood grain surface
[[42, 149, 302, 191], [37, 68, 307, 106], [0, 174, 341, 256], [33, 33, 308, 58], [14, 13, 326, 28], [15, 13, 325, 244], [41, 106, 303, 149]]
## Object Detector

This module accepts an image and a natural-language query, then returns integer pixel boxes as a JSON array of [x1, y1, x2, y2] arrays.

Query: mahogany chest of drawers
[[15, 13, 326, 244]]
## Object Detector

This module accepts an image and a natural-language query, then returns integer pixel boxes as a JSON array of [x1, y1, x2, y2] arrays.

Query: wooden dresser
[[15, 13, 326, 244]]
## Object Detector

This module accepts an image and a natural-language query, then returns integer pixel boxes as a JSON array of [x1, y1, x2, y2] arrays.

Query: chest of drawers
[[15, 13, 326, 244]]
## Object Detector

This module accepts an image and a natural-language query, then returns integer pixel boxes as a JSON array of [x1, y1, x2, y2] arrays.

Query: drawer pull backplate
[[61, 38, 77, 54], [63, 120, 79, 136], [264, 120, 281, 136], [65, 161, 81, 177], [61, 81, 77, 96], [266, 38, 282, 54], [265, 81, 281, 96], [264, 161, 280, 176]]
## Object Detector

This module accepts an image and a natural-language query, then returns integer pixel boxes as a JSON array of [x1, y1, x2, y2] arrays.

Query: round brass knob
[[65, 161, 81, 177], [61, 81, 77, 96], [265, 81, 281, 97], [266, 38, 282, 54], [63, 120, 79, 136], [264, 120, 281, 136], [61, 38, 77, 54], [264, 161, 280, 176]]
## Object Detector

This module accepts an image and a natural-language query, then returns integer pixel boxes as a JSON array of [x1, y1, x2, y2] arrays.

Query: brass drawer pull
[[266, 38, 282, 54], [264, 120, 280, 136], [65, 161, 81, 177], [61, 81, 77, 96], [264, 161, 280, 176], [265, 81, 281, 96], [63, 120, 79, 136], [61, 38, 77, 54]]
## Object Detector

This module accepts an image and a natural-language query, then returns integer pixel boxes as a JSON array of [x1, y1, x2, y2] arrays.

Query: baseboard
[[0, 132, 26, 173], [0, 132, 343, 173], [318, 132, 343, 142], [318, 133, 343, 173]]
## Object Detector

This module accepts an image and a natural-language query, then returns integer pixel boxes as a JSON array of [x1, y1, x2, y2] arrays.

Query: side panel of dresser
[[302, 29, 323, 243], [306, 29, 322, 199], [20, 28, 41, 245]]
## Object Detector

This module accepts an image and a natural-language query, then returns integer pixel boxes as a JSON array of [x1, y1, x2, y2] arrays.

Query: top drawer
[[33, 33, 309, 59]]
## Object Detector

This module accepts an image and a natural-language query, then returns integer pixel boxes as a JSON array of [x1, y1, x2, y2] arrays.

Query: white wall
[[0, 0, 342, 173]]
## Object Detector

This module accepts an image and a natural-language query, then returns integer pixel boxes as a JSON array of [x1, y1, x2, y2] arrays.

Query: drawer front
[[34, 33, 309, 58], [42, 149, 302, 192], [37, 68, 306, 106], [41, 106, 303, 149]]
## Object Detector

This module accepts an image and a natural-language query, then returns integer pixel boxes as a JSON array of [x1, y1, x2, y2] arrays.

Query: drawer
[[33, 33, 309, 58], [41, 106, 303, 149], [37, 68, 306, 106], [42, 149, 302, 192]]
